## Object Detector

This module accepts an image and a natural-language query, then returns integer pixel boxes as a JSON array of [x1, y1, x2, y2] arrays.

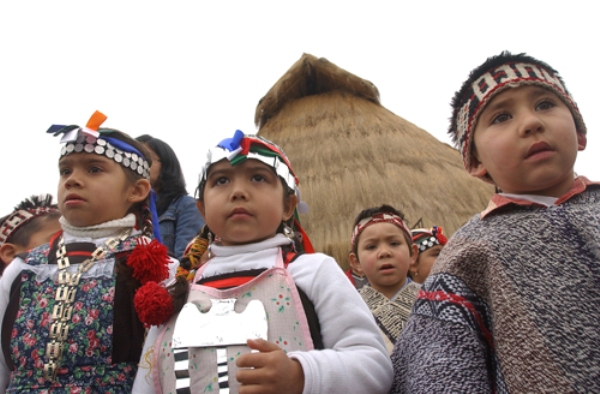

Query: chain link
[[44, 228, 132, 382]]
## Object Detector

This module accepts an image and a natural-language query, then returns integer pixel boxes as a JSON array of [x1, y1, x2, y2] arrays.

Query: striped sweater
[[390, 180, 600, 393]]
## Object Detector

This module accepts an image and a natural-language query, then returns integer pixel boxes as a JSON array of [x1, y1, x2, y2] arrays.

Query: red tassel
[[134, 282, 174, 328], [127, 238, 170, 284]]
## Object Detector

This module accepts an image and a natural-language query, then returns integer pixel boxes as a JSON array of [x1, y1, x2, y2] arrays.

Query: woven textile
[[390, 184, 600, 393]]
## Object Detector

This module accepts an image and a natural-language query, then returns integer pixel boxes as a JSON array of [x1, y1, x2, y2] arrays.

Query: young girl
[[135, 130, 392, 394], [135, 135, 205, 260], [408, 226, 447, 284], [0, 111, 176, 393]]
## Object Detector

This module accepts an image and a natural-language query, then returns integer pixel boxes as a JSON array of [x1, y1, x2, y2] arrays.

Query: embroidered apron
[[153, 247, 314, 394]]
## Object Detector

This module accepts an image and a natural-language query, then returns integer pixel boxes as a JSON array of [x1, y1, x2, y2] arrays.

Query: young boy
[[390, 51, 599, 393], [349, 205, 420, 353], [0, 194, 61, 274]]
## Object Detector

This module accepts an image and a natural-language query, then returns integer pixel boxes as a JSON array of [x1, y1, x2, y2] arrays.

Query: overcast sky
[[1, 1, 598, 215]]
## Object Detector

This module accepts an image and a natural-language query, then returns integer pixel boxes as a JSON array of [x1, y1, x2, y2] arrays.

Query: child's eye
[[390, 241, 401, 247], [214, 176, 229, 186], [251, 174, 266, 182], [536, 100, 555, 111], [59, 168, 71, 176], [365, 244, 376, 251], [491, 113, 511, 124], [89, 166, 103, 174]]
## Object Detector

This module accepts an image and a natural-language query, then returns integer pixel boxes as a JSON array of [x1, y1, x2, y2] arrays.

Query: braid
[[140, 203, 154, 238], [168, 225, 213, 314]]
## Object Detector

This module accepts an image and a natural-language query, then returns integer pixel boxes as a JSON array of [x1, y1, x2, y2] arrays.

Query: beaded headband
[[0, 207, 58, 245], [411, 226, 447, 252], [47, 111, 151, 180], [351, 213, 411, 249], [450, 52, 586, 170], [200, 130, 298, 192]]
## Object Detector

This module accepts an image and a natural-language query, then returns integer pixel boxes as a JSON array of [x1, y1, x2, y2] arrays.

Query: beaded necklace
[[44, 228, 132, 382]]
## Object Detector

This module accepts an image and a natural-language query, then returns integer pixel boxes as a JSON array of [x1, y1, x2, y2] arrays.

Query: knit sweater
[[390, 179, 600, 393]]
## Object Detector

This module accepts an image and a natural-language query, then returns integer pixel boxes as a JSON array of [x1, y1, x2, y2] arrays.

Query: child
[[135, 130, 392, 393], [0, 194, 61, 275], [136, 135, 205, 260], [0, 111, 176, 393], [407, 226, 447, 284], [348, 204, 420, 354], [390, 52, 600, 393]]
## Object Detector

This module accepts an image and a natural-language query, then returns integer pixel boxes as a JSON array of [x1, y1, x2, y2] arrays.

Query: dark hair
[[136, 135, 187, 216], [0, 194, 60, 247], [351, 204, 413, 255], [95, 129, 154, 238]]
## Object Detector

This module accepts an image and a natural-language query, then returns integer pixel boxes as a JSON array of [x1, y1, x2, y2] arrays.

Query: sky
[[1, 1, 598, 215]]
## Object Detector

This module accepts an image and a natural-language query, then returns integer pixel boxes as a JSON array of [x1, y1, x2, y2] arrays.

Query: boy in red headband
[[0, 194, 61, 275], [390, 52, 600, 393], [349, 204, 420, 354]]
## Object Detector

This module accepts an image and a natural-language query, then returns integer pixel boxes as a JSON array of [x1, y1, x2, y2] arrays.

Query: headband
[[351, 213, 411, 249], [411, 226, 448, 252], [47, 111, 151, 180], [200, 130, 298, 192], [450, 52, 586, 170], [0, 207, 58, 245]]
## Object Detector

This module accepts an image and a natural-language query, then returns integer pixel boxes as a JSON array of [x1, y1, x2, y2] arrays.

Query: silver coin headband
[[47, 111, 150, 180], [59, 132, 150, 180]]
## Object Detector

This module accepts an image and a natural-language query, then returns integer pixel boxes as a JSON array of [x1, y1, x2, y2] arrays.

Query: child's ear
[[468, 150, 488, 179], [348, 252, 363, 275], [410, 244, 419, 263], [0, 243, 17, 265], [197, 200, 206, 217], [282, 194, 297, 221], [577, 132, 587, 151], [129, 179, 151, 204]]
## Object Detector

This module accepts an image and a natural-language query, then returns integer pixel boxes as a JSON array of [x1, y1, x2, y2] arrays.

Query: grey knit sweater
[[390, 183, 600, 393]]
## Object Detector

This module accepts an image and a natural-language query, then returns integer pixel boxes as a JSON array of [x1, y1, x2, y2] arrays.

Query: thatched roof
[[256, 53, 494, 270]]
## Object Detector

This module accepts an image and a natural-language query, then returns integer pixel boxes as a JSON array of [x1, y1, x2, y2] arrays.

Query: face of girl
[[198, 159, 296, 246], [58, 153, 149, 227], [411, 245, 443, 284]]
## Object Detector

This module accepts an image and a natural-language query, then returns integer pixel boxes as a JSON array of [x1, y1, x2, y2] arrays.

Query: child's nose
[[518, 110, 544, 137], [229, 182, 248, 201], [64, 170, 82, 188]]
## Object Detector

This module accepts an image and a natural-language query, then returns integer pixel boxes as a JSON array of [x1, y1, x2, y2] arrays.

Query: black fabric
[[1, 274, 22, 371], [47, 240, 96, 266], [112, 253, 145, 363]]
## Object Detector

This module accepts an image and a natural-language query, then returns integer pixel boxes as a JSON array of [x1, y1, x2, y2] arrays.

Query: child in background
[[0, 194, 61, 275], [135, 130, 392, 394], [348, 204, 420, 353], [391, 52, 600, 393], [0, 111, 176, 393], [408, 226, 447, 284]]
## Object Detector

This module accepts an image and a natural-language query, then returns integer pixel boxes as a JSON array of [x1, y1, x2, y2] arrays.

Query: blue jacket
[[158, 195, 204, 260]]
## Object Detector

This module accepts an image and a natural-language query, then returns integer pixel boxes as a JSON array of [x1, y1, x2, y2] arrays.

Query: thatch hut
[[256, 53, 494, 270]]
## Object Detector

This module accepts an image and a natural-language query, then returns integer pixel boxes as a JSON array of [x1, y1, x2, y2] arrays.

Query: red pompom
[[134, 282, 174, 328], [127, 238, 170, 284]]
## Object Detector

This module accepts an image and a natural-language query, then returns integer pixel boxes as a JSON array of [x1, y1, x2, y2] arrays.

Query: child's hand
[[235, 338, 305, 394]]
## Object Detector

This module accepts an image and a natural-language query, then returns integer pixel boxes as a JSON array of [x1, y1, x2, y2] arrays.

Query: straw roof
[[256, 53, 494, 270]]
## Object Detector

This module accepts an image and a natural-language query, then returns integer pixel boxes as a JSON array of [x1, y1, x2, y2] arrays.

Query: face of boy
[[351, 222, 417, 299], [470, 85, 586, 197], [58, 153, 149, 227], [198, 159, 296, 246]]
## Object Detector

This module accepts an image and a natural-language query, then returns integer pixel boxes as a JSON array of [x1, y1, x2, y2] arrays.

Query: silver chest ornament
[[171, 298, 268, 393]]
